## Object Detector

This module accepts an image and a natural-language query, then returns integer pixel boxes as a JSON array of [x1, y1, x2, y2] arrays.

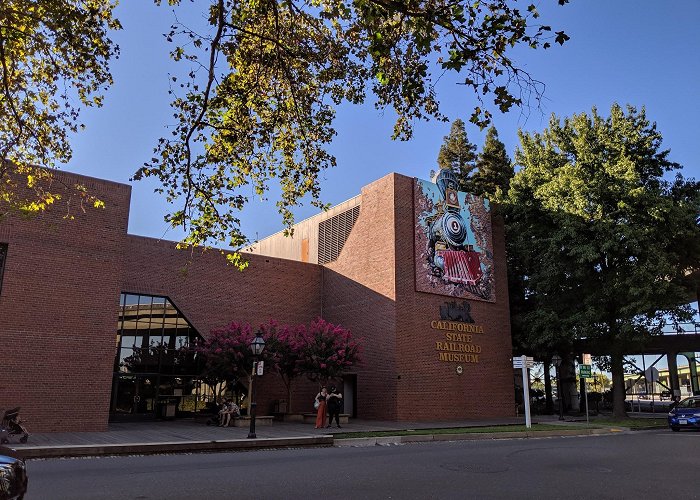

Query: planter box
[[231, 416, 274, 427], [281, 413, 305, 422]]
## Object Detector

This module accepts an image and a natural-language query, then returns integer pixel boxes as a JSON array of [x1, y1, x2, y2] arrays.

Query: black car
[[0, 446, 27, 500], [667, 396, 700, 432]]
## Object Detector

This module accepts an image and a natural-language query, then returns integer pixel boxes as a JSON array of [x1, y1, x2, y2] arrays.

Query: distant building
[[625, 364, 698, 399]]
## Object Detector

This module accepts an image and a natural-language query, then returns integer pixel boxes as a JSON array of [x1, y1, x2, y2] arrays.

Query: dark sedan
[[0, 446, 27, 500], [668, 396, 700, 432]]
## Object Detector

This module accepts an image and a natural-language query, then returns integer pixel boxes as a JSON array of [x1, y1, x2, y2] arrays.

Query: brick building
[[0, 168, 515, 432]]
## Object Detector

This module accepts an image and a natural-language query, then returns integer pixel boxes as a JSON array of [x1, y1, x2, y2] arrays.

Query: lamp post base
[[248, 400, 257, 439]]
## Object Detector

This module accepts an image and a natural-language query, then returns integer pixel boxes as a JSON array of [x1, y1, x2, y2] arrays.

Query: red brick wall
[[0, 171, 131, 432], [321, 173, 514, 422], [322, 174, 400, 420], [123, 236, 322, 337], [122, 236, 323, 416], [393, 174, 515, 420]]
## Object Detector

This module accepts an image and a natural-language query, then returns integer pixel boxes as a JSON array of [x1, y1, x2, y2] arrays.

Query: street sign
[[513, 356, 534, 369], [256, 361, 264, 376], [582, 353, 592, 365], [579, 364, 591, 378]]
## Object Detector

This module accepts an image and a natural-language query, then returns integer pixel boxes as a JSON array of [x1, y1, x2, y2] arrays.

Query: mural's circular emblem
[[456, 365, 464, 375], [441, 212, 467, 246]]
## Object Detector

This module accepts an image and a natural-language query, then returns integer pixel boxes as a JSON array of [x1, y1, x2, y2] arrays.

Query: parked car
[[0, 446, 27, 500], [668, 396, 700, 432]]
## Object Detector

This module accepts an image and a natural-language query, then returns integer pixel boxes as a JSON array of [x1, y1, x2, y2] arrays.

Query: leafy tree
[[470, 126, 514, 198], [298, 318, 362, 386], [132, 0, 569, 264], [0, 0, 120, 214], [122, 341, 198, 376], [263, 321, 306, 413], [196, 321, 272, 400], [436, 118, 477, 189], [504, 104, 700, 418]]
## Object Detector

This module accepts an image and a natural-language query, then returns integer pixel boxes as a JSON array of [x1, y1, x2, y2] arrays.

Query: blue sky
[[60, 1, 700, 247]]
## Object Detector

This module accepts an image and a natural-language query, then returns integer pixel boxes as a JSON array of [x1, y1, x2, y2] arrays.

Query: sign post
[[513, 355, 534, 429], [579, 364, 592, 425]]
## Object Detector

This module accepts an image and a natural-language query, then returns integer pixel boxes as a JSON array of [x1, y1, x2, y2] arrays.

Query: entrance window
[[111, 293, 204, 418]]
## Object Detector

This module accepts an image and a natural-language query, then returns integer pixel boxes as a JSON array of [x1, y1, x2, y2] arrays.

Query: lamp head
[[250, 333, 266, 356]]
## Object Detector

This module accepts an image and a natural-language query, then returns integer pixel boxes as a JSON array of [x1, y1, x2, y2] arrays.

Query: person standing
[[327, 385, 343, 428], [314, 387, 328, 429]]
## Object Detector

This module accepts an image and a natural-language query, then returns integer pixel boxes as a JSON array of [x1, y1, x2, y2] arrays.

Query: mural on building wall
[[414, 170, 495, 302]]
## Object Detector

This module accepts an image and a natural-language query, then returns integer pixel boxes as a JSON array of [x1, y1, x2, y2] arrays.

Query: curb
[[17, 436, 334, 459], [15, 428, 628, 458], [334, 428, 620, 447]]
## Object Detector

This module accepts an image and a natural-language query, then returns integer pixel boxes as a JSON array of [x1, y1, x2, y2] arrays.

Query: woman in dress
[[314, 386, 328, 429]]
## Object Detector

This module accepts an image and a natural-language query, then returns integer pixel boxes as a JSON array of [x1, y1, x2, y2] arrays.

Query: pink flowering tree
[[197, 321, 271, 402], [263, 321, 306, 413], [298, 318, 362, 386]]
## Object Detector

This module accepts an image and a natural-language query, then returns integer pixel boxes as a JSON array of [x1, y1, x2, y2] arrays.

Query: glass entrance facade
[[110, 293, 205, 420]]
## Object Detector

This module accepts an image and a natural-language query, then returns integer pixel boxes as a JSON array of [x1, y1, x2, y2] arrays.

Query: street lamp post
[[247, 332, 266, 439], [552, 354, 564, 421]]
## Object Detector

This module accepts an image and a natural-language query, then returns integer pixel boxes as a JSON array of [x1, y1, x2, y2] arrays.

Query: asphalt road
[[24, 430, 700, 499]]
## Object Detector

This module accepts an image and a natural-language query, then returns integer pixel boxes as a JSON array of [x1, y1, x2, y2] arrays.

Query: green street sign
[[579, 364, 592, 378]]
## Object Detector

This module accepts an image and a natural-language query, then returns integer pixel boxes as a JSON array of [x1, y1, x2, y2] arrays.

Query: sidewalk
[[7, 415, 622, 459]]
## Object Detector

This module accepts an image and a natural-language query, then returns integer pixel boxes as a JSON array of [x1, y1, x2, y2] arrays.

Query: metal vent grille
[[318, 205, 360, 264]]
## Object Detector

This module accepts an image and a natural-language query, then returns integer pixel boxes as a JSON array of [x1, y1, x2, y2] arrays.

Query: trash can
[[157, 397, 178, 420]]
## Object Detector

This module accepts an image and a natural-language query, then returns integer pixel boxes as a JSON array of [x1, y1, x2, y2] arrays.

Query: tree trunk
[[544, 360, 553, 414], [286, 380, 293, 414], [611, 350, 627, 418], [561, 356, 579, 411]]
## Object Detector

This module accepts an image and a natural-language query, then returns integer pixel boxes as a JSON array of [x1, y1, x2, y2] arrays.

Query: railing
[[660, 321, 700, 335], [625, 393, 673, 413]]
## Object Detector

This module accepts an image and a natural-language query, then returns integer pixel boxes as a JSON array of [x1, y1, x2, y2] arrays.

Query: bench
[[302, 413, 350, 425], [230, 416, 274, 427]]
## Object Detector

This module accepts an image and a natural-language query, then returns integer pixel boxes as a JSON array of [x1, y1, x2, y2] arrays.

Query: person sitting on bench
[[220, 400, 240, 427]]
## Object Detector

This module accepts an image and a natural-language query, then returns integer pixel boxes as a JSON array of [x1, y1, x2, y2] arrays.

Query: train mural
[[414, 170, 495, 302]]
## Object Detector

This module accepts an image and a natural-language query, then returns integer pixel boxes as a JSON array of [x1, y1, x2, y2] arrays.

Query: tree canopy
[[131, 0, 567, 262], [0, 0, 120, 214], [469, 126, 513, 198], [297, 318, 362, 385], [198, 317, 361, 410], [433, 121, 512, 199], [504, 104, 700, 417], [436, 118, 477, 187]]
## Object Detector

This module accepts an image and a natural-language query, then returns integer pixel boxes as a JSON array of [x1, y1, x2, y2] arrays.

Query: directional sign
[[579, 364, 592, 378], [513, 356, 534, 369], [513, 356, 535, 369]]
